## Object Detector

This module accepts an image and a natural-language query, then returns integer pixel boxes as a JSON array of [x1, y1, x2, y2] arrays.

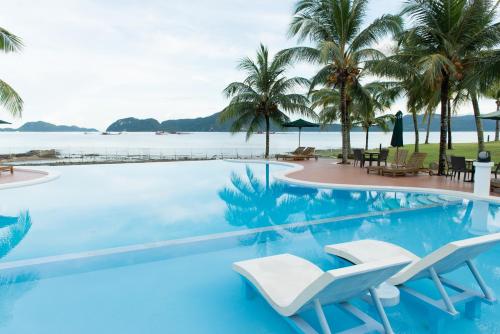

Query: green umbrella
[[478, 111, 500, 120], [390, 111, 404, 167], [282, 119, 319, 147]]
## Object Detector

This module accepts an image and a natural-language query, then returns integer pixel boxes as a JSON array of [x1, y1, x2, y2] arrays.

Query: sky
[[0, 0, 496, 130]]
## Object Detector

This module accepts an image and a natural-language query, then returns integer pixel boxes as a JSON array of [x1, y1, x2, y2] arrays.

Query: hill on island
[[0, 121, 98, 132], [106, 112, 498, 132]]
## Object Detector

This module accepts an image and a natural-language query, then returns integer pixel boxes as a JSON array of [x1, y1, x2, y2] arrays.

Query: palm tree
[[399, 0, 500, 175], [220, 44, 314, 158], [281, 0, 402, 164], [485, 83, 500, 141], [313, 81, 395, 150], [0, 27, 23, 116]]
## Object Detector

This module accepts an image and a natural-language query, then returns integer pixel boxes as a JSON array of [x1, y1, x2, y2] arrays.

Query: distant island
[[0, 121, 98, 132], [106, 112, 498, 132]]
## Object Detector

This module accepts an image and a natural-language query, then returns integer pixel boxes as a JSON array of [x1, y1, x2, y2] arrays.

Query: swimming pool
[[0, 161, 498, 333]]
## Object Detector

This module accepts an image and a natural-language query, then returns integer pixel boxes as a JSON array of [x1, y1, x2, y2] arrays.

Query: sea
[[0, 131, 495, 157]]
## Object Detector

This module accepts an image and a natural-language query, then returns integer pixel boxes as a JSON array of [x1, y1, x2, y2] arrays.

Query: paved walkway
[[0, 168, 48, 186], [287, 158, 499, 196]]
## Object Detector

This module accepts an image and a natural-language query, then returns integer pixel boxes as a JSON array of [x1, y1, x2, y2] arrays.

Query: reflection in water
[[0, 211, 38, 326], [0, 212, 32, 259], [468, 201, 500, 235], [217, 164, 469, 255], [218, 166, 316, 254]]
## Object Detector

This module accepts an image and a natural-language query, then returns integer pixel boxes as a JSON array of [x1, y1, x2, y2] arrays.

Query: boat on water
[[101, 132, 122, 135], [155, 131, 167, 135]]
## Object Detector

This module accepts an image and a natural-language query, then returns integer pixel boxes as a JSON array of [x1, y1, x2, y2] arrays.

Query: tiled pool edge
[[0, 168, 60, 190], [0, 203, 450, 282], [226, 159, 500, 204]]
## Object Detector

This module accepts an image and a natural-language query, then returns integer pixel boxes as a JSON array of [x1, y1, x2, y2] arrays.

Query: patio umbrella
[[390, 111, 404, 167], [478, 111, 500, 120], [282, 119, 319, 147]]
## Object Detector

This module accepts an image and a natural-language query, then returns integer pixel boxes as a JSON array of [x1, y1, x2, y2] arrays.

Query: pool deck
[[286, 158, 499, 197], [0, 168, 50, 187]]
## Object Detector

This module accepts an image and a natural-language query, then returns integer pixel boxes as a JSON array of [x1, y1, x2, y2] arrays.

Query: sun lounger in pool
[[233, 253, 410, 334], [325, 234, 500, 317], [0, 166, 13, 175]]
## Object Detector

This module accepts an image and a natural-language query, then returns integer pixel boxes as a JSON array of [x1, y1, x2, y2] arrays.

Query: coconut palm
[[0, 27, 23, 117], [220, 44, 314, 158], [281, 0, 402, 163], [485, 83, 500, 141], [313, 81, 395, 150], [398, 0, 500, 174]]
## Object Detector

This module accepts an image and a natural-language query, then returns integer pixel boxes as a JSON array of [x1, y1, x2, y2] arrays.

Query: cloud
[[0, 0, 496, 130]]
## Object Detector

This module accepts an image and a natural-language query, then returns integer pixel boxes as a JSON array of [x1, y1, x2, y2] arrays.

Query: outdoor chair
[[450, 156, 473, 181], [445, 155, 453, 178], [391, 149, 408, 167], [352, 148, 365, 167], [325, 234, 500, 317], [0, 165, 13, 175], [233, 253, 410, 334], [367, 149, 407, 174], [379, 152, 428, 177], [492, 162, 499, 179], [378, 149, 389, 166], [276, 147, 318, 161]]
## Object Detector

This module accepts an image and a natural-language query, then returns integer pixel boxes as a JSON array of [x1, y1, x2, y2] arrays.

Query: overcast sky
[[0, 0, 495, 130]]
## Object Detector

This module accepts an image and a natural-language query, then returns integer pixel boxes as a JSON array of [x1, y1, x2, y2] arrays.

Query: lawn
[[317, 141, 500, 166]]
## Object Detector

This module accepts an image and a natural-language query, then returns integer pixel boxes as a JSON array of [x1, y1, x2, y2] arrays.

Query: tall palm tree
[[281, 0, 402, 163], [220, 44, 314, 158], [0, 27, 23, 116], [485, 83, 500, 141], [399, 0, 500, 175]]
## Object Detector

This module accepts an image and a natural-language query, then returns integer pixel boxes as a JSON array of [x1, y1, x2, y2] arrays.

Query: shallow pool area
[[0, 161, 499, 333]]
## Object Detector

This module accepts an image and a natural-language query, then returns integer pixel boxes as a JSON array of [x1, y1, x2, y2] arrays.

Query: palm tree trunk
[[447, 99, 452, 150], [438, 75, 449, 175], [412, 110, 419, 153], [425, 110, 432, 144], [265, 115, 270, 159], [496, 120, 499, 142], [496, 101, 499, 141], [471, 94, 485, 152], [365, 127, 369, 150], [340, 80, 349, 164]]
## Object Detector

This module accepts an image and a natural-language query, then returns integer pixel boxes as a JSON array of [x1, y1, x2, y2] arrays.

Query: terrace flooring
[[287, 158, 499, 197], [0, 168, 48, 186]]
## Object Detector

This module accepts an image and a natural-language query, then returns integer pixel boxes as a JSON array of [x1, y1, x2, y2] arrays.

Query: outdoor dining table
[[363, 151, 380, 167]]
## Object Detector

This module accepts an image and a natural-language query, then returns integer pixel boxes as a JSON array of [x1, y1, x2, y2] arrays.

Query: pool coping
[[0, 168, 60, 190], [225, 159, 500, 204]]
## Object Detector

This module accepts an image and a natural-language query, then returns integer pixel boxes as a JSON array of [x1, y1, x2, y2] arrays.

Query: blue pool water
[[0, 161, 498, 333]]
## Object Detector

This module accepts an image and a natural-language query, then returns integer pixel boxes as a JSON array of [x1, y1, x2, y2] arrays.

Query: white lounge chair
[[233, 253, 410, 334], [324, 234, 500, 317]]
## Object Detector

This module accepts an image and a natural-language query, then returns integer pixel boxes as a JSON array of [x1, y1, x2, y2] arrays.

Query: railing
[[1, 147, 269, 166]]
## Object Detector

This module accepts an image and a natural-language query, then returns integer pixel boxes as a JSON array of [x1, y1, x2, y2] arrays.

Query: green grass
[[317, 141, 500, 166]]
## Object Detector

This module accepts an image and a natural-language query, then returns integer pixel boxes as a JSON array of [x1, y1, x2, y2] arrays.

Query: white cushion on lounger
[[325, 234, 500, 286], [233, 253, 410, 317]]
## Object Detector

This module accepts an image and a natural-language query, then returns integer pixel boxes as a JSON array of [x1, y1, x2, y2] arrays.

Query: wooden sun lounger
[[276, 147, 318, 161], [367, 149, 409, 175], [379, 153, 428, 177], [0, 166, 14, 175]]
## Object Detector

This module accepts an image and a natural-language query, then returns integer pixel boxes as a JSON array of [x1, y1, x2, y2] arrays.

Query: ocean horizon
[[0, 131, 494, 156]]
